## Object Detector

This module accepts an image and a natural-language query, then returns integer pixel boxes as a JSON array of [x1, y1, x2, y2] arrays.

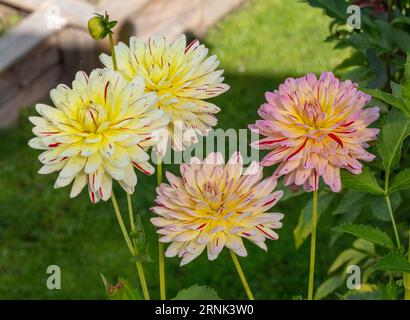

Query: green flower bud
[[87, 13, 117, 40], [88, 16, 109, 40]]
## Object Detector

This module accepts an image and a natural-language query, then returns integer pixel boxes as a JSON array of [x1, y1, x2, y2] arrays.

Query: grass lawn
[[0, 0, 352, 299]]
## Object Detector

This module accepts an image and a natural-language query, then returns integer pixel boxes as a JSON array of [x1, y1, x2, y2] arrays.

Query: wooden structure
[[0, 0, 244, 127]]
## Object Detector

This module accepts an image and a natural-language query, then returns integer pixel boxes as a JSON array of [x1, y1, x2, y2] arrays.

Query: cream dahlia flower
[[249, 72, 380, 193], [150, 152, 284, 266], [100, 35, 229, 153], [28, 69, 169, 203]]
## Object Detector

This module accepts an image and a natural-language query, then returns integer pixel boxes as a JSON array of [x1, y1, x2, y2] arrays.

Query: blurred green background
[[0, 0, 359, 299]]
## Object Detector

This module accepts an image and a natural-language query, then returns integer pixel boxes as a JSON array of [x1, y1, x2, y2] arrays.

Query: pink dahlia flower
[[150, 152, 284, 266], [249, 72, 379, 192]]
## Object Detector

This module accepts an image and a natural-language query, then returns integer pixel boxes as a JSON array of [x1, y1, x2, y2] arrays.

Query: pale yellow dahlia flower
[[100, 35, 229, 153], [249, 72, 380, 193], [28, 69, 169, 203], [150, 152, 284, 266]]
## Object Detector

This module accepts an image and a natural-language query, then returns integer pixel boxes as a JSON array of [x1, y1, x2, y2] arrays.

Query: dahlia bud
[[87, 12, 117, 40]]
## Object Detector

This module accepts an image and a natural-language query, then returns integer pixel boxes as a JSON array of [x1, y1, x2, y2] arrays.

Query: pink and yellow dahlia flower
[[28, 69, 168, 203], [150, 152, 284, 266], [249, 72, 379, 192], [100, 35, 229, 153]]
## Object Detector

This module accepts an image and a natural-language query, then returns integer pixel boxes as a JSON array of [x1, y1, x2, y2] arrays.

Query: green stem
[[385, 195, 401, 249], [229, 250, 254, 300], [157, 158, 166, 300], [308, 189, 318, 300], [126, 193, 150, 300], [384, 171, 401, 249], [111, 192, 150, 300], [111, 192, 134, 255], [108, 32, 118, 71], [127, 193, 135, 231]]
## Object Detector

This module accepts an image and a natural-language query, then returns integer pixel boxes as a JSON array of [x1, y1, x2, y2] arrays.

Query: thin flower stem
[[157, 158, 166, 300], [111, 192, 150, 300], [111, 191, 134, 255], [385, 195, 401, 249], [135, 261, 150, 300], [108, 32, 118, 71], [229, 250, 254, 300], [127, 193, 135, 232], [126, 193, 150, 300], [308, 189, 318, 300], [384, 171, 401, 249]]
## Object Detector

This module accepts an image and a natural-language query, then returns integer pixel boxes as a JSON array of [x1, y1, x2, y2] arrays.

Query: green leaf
[[306, 0, 348, 21], [314, 275, 344, 300], [173, 284, 221, 300], [130, 215, 153, 263], [332, 191, 367, 215], [374, 252, 410, 273], [402, 54, 410, 100], [360, 87, 407, 114], [335, 51, 366, 71], [390, 81, 402, 98], [339, 284, 381, 300], [377, 109, 410, 172], [341, 167, 384, 195], [328, 249, 367, 274], [389, 168, 410, 193], [369, 192, 401, 221], [332, 223, 395, 249], [100, 274, 142, 300], [293, 193, 334, 249], [352, 239, 376, 256]]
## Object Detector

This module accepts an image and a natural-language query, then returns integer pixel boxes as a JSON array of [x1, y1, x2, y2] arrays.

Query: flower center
[[78, 102, 108, 134]]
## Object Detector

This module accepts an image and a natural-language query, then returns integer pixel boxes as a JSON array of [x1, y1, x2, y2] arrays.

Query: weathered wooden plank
[[0, 64, 61, 128], [58, 27, 97, 84], [130, 0, 245, 40], [14, 35, 60, 87], [1, 0, 150, 28], [98, 0, 150, 22], [0, 9, 65, 73], [0, 0, 43, 11], [0, 69, 19, 106]]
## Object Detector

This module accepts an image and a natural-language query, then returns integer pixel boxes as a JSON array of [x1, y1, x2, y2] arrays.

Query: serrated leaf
[[332, 223, 394, 249], [293, 193, 334, 249], [341, 167, 384, 195], [172, 284, 221, 300], [360, 87, 407, 114], [315, 275, 344, 300], [389, 168, 410, 193], [374, 253, 410, 273], [328, 249, 367, 274], [378, 109, 410, 172]]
